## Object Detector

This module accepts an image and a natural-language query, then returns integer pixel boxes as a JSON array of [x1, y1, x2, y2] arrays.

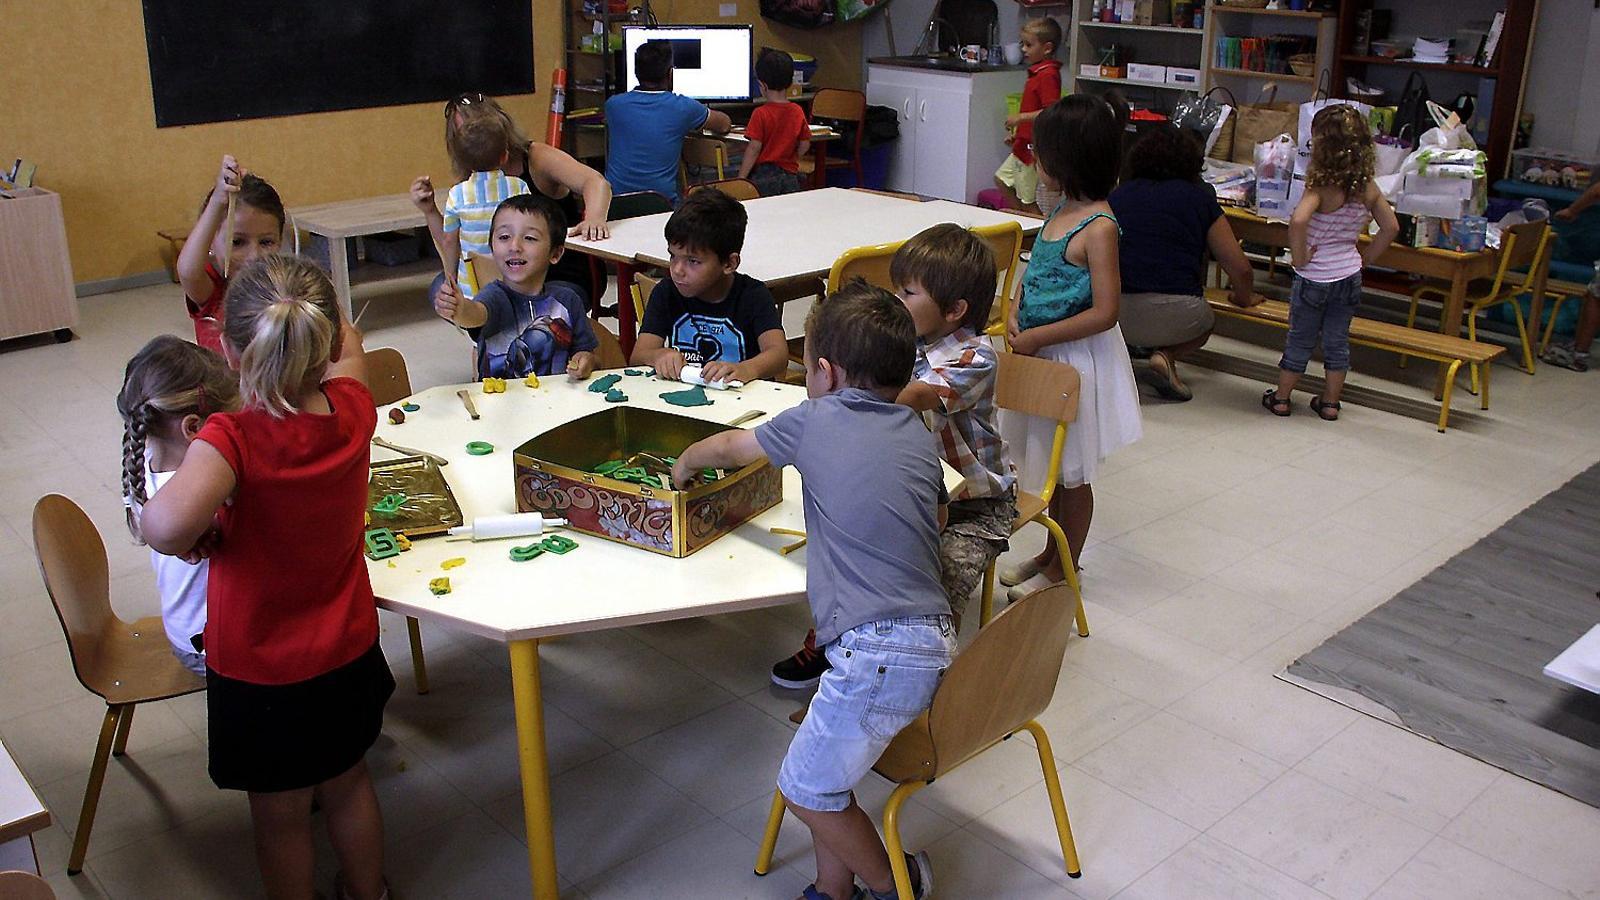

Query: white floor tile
[[620, 700, 794, 816], [1136, 579, 1307, 662], [1058, 617, 1232, 709], [1441, 773, 1600, 899], [578, 819, 806, 899], [1368, 836, 1570, 900], [1167, 666, 1356, 767], [1113, 834, 1331, 900]]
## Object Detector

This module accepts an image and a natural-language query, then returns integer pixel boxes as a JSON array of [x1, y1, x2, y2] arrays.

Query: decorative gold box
[[512, 407, 782, 557]]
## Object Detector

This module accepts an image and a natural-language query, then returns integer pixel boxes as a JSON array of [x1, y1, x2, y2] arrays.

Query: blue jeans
[[1280, 272, 1362, 374], [777, 615, 955, 812]]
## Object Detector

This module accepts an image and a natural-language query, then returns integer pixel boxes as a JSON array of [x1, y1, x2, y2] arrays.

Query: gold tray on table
[[367, 456, 465, 537]]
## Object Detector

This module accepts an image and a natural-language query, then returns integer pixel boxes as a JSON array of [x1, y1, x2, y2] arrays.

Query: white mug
[[960, 44, 983, 64], [1004, 42, 1023, 65]]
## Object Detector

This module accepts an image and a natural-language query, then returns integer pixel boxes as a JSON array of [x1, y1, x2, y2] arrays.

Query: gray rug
[[1280, 463, 1600, 808]]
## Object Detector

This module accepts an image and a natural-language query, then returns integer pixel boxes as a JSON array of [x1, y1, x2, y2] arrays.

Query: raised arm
[[324, 313, 370, 387], [178, 155, 239, 302], [410, 176, 448, 255]]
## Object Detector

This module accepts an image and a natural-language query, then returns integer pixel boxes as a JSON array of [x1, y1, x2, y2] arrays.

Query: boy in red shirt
[[994, 17, 1063, 213], [737, 49, 811, 196]]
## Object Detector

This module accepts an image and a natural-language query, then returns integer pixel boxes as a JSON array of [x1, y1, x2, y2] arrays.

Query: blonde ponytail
[[222, 255, 341, 417]]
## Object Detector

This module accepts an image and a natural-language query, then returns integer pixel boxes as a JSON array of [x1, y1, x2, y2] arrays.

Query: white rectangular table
[[565, 187, 1043, 352], [1544, 624, 1600, 694], [0, 738, 50, 875], [287, 195, 431, 320]]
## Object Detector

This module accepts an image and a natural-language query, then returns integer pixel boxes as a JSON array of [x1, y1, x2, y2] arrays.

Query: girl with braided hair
[[118, 335, 241, 674], [1262, 104, 1399, 421]]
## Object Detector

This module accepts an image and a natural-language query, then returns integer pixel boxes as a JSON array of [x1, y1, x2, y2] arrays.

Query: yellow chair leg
[[1466, 311, 1481, 396], [1022, 721, 1083, 878], [753, 789, 786, 876], [508, 640, 560, 900], [406, 615, 430, 695], [1038, 515, 1089, 637], [978, 564, 997, 629], [883, 782, 927, 900], [1540, 294, 1568, 354], [69, 706, 122, 874], [111, 705, 134, 757], [1480, 364, 1490, 410], [1437, 359, 1462, 432], [1512, 302, 1535, 374]]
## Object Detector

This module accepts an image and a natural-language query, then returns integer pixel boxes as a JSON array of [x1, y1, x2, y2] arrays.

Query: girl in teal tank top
[[1000, 93, 1144, 604]]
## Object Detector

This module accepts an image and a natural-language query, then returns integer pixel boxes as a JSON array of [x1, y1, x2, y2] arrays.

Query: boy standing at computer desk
[[674, 282, 952, 900], [737, 49, 811, 196], [606, 41, 733, 204]]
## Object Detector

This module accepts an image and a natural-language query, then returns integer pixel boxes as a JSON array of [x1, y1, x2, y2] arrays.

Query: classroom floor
[[3, 274, 1599, 900]]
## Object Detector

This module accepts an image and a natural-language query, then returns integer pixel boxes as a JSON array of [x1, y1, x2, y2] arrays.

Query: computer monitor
[[622, 25, 753, 101]]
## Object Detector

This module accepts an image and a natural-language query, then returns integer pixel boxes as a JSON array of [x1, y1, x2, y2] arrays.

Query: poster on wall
[[142, 0, 534, 127]]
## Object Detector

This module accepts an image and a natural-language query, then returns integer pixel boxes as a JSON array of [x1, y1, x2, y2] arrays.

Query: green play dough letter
[[588, 373, 623, 393], [660, 385, 714, 407]]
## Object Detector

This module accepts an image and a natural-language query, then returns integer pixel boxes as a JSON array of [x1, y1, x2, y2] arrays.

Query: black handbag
[[1391, 71, 1431, 143]]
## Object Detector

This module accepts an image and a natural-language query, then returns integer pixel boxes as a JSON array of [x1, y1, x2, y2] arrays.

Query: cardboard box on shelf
[[1134, 0, 1172, 25], [1166, 66, 1201, 86], [1128, 63, 1168, 82]]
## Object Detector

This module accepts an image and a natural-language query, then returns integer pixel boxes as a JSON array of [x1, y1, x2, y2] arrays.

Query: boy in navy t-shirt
[[433, 194, 599, 380], [631, 188, 789, 384]]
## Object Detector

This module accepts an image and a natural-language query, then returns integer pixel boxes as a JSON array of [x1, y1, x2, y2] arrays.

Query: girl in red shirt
[[141, 255, 391, 900], [176, 155, 286, 354]]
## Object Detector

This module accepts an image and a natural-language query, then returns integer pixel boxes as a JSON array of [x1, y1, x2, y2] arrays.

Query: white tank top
[[1296, 198, 1370, 283]]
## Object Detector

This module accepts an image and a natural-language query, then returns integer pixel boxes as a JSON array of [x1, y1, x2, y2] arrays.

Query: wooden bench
[[1205, 289, 1505, 432]]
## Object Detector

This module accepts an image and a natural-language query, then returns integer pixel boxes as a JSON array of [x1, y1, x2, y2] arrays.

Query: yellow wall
[[7, 2, 862, 284]]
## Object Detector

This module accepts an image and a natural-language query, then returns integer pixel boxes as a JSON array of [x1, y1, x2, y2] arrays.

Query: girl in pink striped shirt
[[1263, 105, 1399, 420]]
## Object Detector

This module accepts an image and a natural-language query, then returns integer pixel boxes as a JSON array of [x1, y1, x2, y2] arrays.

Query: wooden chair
[[809, 89, 867, 189], [700, 178, 761, 202], [753, 584, 1086, 894], [974, 221, 1024, 339], [979, 354, 1089, 632], [31, 495, 206, 875], [461, 252, 499, 298], [679, 136, 729, 191], [360, 349, 433, 696], [630, 272, 660, 329], [1536, 275, 1592, 354], [0, 871, 55, 900], [1404, 220, 1552, 393], [592, 319, 628, 370], [597, 192, 676, 356]]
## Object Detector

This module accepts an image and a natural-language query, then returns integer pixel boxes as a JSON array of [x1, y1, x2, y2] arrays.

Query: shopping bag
[[1173, 87, 1236, 157], [1254, 134, 1296, 221], [1391, 71, 1432, 142], [1226, 84, 1299, 164]]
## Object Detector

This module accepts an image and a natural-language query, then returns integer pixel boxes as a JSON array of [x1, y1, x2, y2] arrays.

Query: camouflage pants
[[940, 490, 1017, 623]]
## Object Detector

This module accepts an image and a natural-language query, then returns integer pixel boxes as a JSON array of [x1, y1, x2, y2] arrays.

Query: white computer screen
[[622, 25, 752, 101]]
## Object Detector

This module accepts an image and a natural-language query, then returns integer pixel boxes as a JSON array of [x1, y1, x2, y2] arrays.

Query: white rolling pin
[[679, 364, 743, 391], [447, 513, 568, 541]]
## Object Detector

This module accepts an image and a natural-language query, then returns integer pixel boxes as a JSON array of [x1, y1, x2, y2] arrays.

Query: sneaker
[[997, 556, 1044, 587], [1542, 341, 1591, 372], [908, 850, 934, 899], [1006, 571, 1060, 604], [772, 629, 829, 689]]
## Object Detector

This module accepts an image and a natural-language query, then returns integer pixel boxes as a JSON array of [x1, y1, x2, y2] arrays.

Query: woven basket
[[1289, 54, 1316, 76]]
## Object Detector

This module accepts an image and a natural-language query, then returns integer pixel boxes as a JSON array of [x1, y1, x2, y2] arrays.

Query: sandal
[[1261, 389, 1291, 417], [1308, 395, 1341, 421], [1147, 350, 1193, 401]]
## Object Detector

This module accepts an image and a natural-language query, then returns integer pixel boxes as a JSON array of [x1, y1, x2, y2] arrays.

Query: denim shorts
[[778, 615, 956, 812]]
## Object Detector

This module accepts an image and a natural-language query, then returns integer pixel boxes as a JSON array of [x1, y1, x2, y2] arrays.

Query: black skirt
[[207, 640, 395, 793]]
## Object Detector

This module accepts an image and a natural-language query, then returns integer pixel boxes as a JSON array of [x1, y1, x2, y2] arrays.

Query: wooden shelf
[[1079, 21, 1206, 34], [1339, 54, 1498, 77], [1210, 66, 1315, 83], [1075, 75, 1194, 90], [1209, 5, 1331, 18]]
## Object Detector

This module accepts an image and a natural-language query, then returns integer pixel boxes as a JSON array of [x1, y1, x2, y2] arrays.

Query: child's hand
[[1005, 112, 1022, 129], [671, 456, 697, 489], [655, 350, 688, 381], [1555, 207, 1578, 223], [212, 155, 242, 208], [700, 361, 740, 383], [433, 279, 462, 322], [566, 351, 596, 381], [410, 176, 436, 213], [1008, 326, 1044, 356], [177, 523, 222, 564]]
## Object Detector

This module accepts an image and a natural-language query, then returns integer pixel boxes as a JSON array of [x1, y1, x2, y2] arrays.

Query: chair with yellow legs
[[973, 221, 1023, 340], [978, 353, 1089, 633], [363, 347, 432, 696], [1403, 220, 1552, 394], [753, 583, 1086, 893]]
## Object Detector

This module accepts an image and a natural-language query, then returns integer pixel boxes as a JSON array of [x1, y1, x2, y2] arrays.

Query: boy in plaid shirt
[[771, 224, 1016, 688]]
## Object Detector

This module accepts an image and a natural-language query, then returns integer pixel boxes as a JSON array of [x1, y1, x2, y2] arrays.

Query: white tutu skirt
[[1000, 325, 1143, 488]]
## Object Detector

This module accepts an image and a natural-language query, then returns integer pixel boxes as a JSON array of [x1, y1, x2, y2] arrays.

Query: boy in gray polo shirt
[[674, 281, 953, 900]]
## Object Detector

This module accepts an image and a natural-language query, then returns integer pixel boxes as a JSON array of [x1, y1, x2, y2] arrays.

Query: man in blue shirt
[[605, 41, 733, 203]]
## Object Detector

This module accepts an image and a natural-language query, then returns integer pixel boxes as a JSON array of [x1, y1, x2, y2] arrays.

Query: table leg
[[616, 262, 638, 358], [508, 639, 560, 900], [811, 144, 827, 190], [328, 235, 354, 323], [1434, 266, 1469, 400]]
